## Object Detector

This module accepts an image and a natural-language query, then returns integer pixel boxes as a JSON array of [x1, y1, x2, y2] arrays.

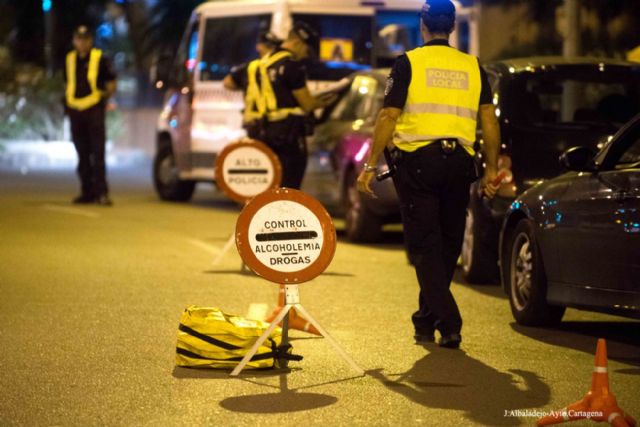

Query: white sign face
[[247, 201, 325, 273], [221, 146, 276, 198]]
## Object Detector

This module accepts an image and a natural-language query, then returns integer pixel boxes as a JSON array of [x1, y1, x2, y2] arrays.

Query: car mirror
[[559, 146, 596, 172]]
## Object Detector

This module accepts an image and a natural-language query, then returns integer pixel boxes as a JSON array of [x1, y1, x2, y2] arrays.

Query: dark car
[[462, 57, 640, 283], [304, 70, 400, 242], [499, 113, 640, 325]]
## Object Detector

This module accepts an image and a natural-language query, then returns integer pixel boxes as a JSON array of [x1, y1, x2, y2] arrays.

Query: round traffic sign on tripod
[[235, 188, 337, 284], [215, 139, 282, 204]]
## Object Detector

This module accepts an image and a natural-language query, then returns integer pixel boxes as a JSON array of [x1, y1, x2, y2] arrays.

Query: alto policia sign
[[235, 188, 336, 284], [215, 139, 282, 204]]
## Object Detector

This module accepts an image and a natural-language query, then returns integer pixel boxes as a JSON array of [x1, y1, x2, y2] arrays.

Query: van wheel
[[461, 195, 499, 283], [505, 219, 565, 326], [343, 169, 382, 242], [153, 144, 196, 202]]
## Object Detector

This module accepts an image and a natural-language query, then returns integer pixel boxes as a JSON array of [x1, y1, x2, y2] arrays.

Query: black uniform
[[63, 53, 116, 199], [230, 48, 309, 189], [384, 39, 492, 339]]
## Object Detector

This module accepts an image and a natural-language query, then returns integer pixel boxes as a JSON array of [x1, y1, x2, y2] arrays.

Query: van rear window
[[199, 14, 272, 81]]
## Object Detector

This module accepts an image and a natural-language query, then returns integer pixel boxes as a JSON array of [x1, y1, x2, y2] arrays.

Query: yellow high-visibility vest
[[245, 50, 304, 123], [394, 45, 481, 155], [65, 48, 103, 111]]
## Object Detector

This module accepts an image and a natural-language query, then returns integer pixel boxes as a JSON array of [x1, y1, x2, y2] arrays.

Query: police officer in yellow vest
[[224, 31, 283, 139], [358, 0, 500, 349], [64, 26, 117, 205], [226, 22, 336, 189]]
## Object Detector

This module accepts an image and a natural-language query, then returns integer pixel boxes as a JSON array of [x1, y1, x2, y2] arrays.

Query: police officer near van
[[225, 22, 336, 189], [224, 31, 283, 139], [357, 0, 500, 349], [64, 25, 116, 206]]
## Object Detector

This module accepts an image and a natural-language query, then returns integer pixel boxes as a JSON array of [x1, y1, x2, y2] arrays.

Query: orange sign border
[[214, 139, 282, 204], [235, 188, 337, 284]]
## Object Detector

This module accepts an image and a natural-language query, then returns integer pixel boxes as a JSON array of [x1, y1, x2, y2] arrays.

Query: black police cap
[[73, 25, 94, 38], [291, 21, 319, 51]]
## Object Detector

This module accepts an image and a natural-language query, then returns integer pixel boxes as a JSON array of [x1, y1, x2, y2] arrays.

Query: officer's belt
[[399, 138, 460, 156], [266, 108, 305, 122]]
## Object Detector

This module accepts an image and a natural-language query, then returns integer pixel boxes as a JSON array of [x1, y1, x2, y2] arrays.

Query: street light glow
[[42, 0, 52, 12]]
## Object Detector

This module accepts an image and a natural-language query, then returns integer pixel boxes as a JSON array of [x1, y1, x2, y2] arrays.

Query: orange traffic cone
[[537, 339, 636, 427], [266, 285, 320, 335]]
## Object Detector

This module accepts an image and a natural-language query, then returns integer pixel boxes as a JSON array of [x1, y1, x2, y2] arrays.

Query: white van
[[152, 0, 477, 201]]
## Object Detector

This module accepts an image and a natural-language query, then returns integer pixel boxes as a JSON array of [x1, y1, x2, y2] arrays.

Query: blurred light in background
[[42, 0, 52, 12]]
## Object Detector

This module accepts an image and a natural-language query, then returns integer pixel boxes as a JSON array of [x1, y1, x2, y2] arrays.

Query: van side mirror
[[150, 53, 174, 90], [559, 146, 596, 172]]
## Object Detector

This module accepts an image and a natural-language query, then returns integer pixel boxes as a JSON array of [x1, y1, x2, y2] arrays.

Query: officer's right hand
[[482, 168, 499, 199], [357, 170, 377, 198]]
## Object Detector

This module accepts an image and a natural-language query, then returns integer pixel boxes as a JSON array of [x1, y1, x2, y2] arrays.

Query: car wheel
[[343, 169, 382, 242], [461, 191, 499, 283], [153, 144, 196, 202], [506, 219, 565, 326]]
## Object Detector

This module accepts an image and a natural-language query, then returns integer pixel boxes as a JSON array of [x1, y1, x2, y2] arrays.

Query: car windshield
[[199, 14, 272, 81], [510, 66, 640, 129], [291, 13, 373, 81]]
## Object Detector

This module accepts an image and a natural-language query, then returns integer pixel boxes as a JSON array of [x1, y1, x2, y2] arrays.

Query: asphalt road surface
[[1, 165, 639, 426]]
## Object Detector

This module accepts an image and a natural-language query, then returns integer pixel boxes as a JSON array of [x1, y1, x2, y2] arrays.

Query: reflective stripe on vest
[[394, 46, 481, 153], [65, 48, 103, 111], [245, 50, 304, 123], [243, 59, 262, 123]]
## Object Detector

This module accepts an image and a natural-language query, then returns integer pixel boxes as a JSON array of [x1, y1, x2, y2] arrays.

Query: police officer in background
[[64, 26, 117, 206], [226, 22, 336, 189], [357, 0, 500, 349], [224, 31, 283, 138]]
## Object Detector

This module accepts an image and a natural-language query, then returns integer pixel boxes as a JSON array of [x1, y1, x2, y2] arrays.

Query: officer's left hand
[[482, 169, 499, 199], [357, 170, 377, 198]]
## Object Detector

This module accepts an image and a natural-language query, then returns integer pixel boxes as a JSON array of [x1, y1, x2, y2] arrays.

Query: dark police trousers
[[262, 116, 307, 189], [68, 104, 109, 198], [393, 142, 476, 336]]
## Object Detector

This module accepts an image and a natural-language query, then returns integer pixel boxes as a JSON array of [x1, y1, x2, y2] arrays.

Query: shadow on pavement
[[511, 321, 640, 368], [218, 374, 339, 413], [369, 347, 550, 426]]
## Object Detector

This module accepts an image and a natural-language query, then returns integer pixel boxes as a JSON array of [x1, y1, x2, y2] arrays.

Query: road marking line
[[246, 303, 268, 321], [42, 204, 100, 218], [186, 238, 221, 256]]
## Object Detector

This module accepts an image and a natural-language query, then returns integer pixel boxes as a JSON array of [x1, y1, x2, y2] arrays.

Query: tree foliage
[[480, 0, 640, 58], [144, 0, 206, 55]]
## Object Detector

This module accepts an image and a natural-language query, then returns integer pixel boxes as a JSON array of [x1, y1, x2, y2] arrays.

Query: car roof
[[487, 56, 639, 73]]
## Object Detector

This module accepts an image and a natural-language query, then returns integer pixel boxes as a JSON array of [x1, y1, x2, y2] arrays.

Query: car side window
[[330, 76, 378, 122], [616, 134, 640, 168]]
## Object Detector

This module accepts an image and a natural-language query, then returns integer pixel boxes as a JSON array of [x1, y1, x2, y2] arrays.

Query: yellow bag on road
[[176, 306, 302, 369]]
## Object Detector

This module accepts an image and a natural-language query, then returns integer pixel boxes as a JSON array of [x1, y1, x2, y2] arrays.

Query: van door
[[191, 7, 274, 180], [171, 15, 200, 175]]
